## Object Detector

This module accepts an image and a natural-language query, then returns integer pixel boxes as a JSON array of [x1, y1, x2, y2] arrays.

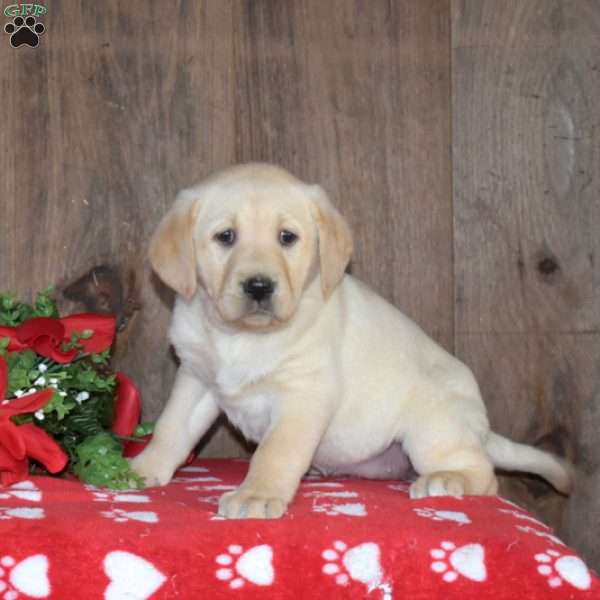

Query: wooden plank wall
[[0, 0, 598, 569], [0, 0, 453, 452], [452, 0, 600, 568]]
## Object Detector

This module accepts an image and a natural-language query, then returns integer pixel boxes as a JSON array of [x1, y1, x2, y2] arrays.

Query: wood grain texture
[[234, 0, 453, 347], [452, 0, 600, 568], [3, 0, 599, 570], [0, 1, 452, 457], [0, 2, 241, 457]]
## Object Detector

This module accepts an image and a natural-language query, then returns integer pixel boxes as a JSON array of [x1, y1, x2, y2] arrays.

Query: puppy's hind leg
[[404, 425, 498, 499]]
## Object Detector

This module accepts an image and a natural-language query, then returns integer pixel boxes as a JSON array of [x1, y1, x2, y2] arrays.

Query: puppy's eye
[[279, 230, 298, 246], [214, 229, 236, 246]]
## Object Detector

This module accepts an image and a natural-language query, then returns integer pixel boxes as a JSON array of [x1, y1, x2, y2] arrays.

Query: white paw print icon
[[0, 554, 50, 599], [516, 525, 565, 546], [322, 540, 392, 598], [414, 508, 471, 524], [430, 541, 486, 583], [87, 488, 150, 504], [534, 549, 591, 590], [100, 508, 158, 524], [313, 502, 367, 517], [0, 508, 44, 521], [215, 544, 274, 589], [387, 482, 410, 493], [0, 482, 41, 503]]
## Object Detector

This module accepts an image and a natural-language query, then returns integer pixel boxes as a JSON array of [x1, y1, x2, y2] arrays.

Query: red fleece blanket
[[0, 458, 597, 599]]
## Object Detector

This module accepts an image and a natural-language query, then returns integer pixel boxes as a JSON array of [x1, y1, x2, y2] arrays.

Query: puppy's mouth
[[240, 299, 277, 324], [216, 289, 293, 330]]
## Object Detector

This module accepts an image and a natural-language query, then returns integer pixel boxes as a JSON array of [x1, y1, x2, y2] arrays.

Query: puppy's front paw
[[409, 471, 467, 499], [218, 487, 288, 519], [129, 449, 176, 488]]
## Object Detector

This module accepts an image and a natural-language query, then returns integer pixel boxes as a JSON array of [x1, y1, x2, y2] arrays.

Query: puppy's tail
[[485, 432, 575, 495]]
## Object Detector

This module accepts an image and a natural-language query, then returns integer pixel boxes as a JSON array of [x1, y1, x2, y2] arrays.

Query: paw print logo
[[4, 16, 45, 48], [322, 541, 392, 599], [534, 549, 591, 590], [215, 545, 274, 589], [430, 541, 486, 583], [0, 554, 50, 599]]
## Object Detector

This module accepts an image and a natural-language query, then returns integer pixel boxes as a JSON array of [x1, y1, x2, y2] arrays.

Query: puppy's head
[[149, 163, 353, 330]]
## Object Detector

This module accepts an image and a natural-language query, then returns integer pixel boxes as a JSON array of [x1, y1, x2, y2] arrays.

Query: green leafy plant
[[73, 433, 145, 490], [0, 289, 147, 489], [0, 287, 58, 325]]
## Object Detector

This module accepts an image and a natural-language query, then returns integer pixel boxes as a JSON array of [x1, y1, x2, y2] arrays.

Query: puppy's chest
[[218, 390, 273, 443], [208, 337, 283, 443]]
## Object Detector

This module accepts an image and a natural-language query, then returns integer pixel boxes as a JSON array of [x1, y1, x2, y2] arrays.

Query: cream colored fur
[[131, 163, 573, 519]]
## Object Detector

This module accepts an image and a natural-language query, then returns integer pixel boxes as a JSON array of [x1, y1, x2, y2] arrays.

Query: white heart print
[[104, 551, 166, 600]]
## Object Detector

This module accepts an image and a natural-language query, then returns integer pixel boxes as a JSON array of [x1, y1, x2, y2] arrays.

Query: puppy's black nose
[[243, 276, 275, 302]]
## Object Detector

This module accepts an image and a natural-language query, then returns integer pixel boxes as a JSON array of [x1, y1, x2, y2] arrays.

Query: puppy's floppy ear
[[149, 189, 202, 301], [308, 185, 353, 299]]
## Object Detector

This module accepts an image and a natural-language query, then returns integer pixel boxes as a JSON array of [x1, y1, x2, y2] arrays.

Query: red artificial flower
[[111, 375, 194, 464], [0, 356, 68, 486], [0, 314, 116, 364], [122, 434, 151, 458], [113, 374, 180, 461], [111, 372, 141, 437]]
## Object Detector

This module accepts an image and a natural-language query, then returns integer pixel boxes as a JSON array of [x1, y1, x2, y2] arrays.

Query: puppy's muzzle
[[242, 276, 276, 303]]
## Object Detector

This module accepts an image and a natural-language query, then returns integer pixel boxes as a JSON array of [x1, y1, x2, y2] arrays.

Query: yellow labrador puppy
[[131, 163, 573, 518]]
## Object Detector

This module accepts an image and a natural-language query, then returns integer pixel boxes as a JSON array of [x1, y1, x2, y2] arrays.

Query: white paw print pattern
[[387, 483, 410, 493], [534, 549, 591, 591], [87, 488, 151, 504], [430, 541, 487, 583], [178, 466, 210, 473], [322, 541, 392, 599], [515, 526, 565, 547], [498, 508, 549, 528], [313, 502, 367, 517], [187, 485, 237, 513], [0, 554, 50, 599], [172, 466, 220, 484], [190, 484, 236, 492], [0, 482, 41, 503], [301, 482, 344, 489], [0, 508, 44, 521], [305, 488, 366, 516], [172, 476, 221, 483], [197, 495, 222, 507], [303, 490, 359, 499], [414, 508, 471, 524], [100, 508, 158, 524], [104, 551, 166, 600], [215, 545, 274, 589]]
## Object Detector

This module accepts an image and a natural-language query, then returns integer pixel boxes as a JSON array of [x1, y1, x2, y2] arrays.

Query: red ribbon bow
[[0, 356, 68, 486], [0, 314, 116, 363]]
